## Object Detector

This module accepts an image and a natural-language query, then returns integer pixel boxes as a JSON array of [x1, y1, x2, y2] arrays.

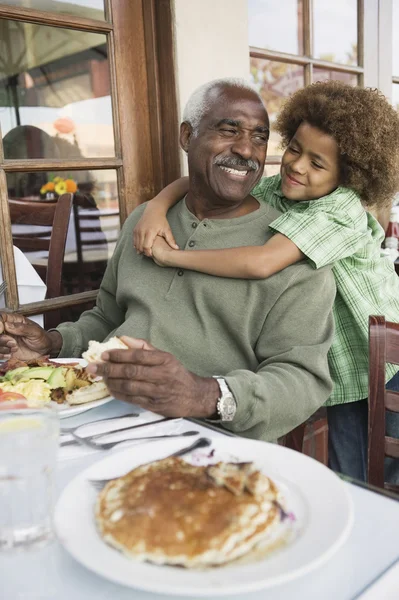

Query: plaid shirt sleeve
[[268, 200, 371, 269]]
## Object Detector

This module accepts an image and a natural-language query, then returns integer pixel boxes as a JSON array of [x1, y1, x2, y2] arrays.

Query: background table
[[1, 399, 399, 600]]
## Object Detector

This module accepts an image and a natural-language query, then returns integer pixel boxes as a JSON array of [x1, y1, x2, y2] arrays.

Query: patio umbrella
[[0, 18, 108, 123]]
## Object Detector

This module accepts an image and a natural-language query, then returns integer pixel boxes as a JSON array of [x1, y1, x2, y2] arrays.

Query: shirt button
[[188, 241, 195, 247], [177, 270, 184, 276], [192, 222, 198, 229]]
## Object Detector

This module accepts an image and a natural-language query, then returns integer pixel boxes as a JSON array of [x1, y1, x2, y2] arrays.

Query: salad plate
[[0, 357, 114, 419]]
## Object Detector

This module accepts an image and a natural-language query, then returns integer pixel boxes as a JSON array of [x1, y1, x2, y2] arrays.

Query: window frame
[[0, 0, 180, 318], [249, 0, 364, 167]]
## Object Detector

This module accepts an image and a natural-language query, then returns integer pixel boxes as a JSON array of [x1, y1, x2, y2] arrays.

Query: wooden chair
[[285, 423, 306, 452], [368, 315, 399, 493], [283, 407, 329, 465], [9, 193, 73, 329]]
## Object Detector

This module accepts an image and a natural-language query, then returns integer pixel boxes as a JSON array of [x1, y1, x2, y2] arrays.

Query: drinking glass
[[0, 403, 59, 550]]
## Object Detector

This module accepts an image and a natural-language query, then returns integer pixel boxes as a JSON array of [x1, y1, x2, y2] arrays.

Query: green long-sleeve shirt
[[57, 198, 336, 442]]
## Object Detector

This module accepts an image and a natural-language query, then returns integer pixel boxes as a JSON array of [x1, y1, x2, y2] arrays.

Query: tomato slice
[[0, 392, 27, 402]]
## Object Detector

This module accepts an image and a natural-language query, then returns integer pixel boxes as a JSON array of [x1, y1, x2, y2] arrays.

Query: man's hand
[[0, 313, 61, 360], [86, 336, 219, 418]]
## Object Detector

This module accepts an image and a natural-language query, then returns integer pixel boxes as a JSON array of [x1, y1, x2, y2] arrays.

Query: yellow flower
[[53, 177, 63, 184], [55, 181, 67, 195], [65, 179, 78, 193]]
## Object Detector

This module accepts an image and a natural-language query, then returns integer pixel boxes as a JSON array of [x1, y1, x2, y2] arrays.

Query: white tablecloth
[[0, 246, 46, 326], [1, 400, 399, 599]]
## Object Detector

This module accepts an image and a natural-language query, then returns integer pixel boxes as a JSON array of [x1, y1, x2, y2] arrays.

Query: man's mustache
[[214, 157, 260, 171]]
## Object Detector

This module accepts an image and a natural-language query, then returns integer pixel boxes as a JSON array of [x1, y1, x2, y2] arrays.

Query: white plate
[[51, 358, 113, 419], [56, 395, 114, 419], [54, 435, 354, 596]]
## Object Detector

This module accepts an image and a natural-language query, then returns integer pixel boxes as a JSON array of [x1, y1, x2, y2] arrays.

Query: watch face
[[225, 399, 235, 416], [220, 396, 236, 421]]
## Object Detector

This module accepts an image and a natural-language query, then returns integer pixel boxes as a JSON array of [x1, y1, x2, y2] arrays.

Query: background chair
[[368, 315, 399, 493], [9, 193, 73, 329], [283, 408, 329, 466], [284, 423, 306, 452]]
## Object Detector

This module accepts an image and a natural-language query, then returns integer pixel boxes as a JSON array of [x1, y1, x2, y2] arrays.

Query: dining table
[[1, 398, 399, 600]]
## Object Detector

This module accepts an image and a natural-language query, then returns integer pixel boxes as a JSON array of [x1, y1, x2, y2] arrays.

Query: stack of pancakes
[[95, 457, 288, 568]]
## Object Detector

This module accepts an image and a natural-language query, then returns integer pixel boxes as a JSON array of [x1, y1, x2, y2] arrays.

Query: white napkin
[[58, 412, 185, 460], [0, 246, 46, 326], [359, 559, 399, 599]]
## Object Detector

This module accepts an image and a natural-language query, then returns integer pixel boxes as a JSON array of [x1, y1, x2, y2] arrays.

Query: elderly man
[[0, 78, 335, 442]]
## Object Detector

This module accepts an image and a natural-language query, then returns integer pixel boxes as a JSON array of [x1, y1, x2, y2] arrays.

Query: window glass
[[248, 0, 304, 55], [393, 1, 399, 75], [250, 58, 304, 156], [313, 0, 358, 65], [313, 69, 358, 87], [392, 84, 399, 112], [7, 169, 120, 307], [0, 20, 114, 158], [0, 0, 105, 19]]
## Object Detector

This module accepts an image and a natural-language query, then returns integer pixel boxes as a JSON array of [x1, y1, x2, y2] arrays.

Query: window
[[0, 0, 179, 324], [248, 0, 362, 168]]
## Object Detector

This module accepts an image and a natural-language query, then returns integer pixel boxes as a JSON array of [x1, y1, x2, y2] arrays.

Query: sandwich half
[[82, 337, 129, 363]]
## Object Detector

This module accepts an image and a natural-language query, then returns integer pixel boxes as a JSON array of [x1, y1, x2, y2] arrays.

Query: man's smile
[[218, 165, 250, 178]]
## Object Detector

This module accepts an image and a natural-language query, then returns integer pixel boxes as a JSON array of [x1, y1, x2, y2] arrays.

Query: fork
[[0, 281, 7, 297], [88, 436, 212, 491]]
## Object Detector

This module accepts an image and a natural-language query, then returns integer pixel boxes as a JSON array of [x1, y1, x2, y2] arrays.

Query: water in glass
[[0, 404, 59, 550]]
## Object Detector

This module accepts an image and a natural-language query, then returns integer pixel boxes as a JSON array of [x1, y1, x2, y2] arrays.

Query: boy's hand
[[133, 203, 178, 257], [151, 236, 178, 267]]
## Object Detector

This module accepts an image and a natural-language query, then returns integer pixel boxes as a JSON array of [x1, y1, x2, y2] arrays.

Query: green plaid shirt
[[252, 174, 399, 405]]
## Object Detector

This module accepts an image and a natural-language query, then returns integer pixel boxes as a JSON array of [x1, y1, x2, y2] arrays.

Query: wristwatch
[[211, 377, 237, 422]]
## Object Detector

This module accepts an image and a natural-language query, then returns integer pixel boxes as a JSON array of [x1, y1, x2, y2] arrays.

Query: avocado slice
[[5, 366, 30, 381], [19, 366, 57, 381], [64, 368, 77, 392], [47, 368, 67, 389]]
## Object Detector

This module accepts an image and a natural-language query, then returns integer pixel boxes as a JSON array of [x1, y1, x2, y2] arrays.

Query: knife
[[60, 416, 180, 447]]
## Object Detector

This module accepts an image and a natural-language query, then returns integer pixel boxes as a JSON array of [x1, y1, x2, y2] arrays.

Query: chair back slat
[[385, 436, 399, 459], [9, 199, 60, 226], [384, 322, 399, 364], [385, 390, 399, 412], [385, 483, 399, 494], [368, 315, 399, 493], [13, 238, 50, 252]]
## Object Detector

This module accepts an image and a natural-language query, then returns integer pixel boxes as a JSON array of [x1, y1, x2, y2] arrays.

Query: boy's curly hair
[[275, 81, 399, 207]]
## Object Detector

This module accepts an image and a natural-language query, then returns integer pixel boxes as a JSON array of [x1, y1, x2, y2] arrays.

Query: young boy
[[133, 81, 399, 482]]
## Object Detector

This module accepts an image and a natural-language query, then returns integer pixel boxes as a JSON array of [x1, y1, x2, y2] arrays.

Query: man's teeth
[[219, 166, 248, 177]]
